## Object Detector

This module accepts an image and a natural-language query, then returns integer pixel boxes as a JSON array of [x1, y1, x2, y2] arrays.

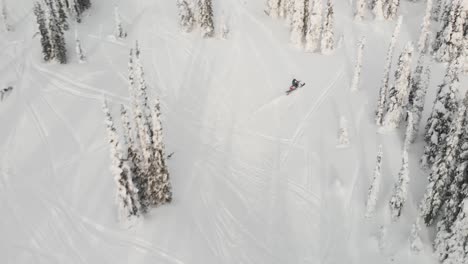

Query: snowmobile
[[286, 79, 305, 95]]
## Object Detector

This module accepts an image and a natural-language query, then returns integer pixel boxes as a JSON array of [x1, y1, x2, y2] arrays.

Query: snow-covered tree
[[1, 0, 12, 32], [372, 0, 384, 20], [72, 0, 91, 23], [120, 104, 148, 213], [197, 0, 214, 38], [421, 98, 465, 226], [407, 54, 431, 144], [176, 0, 195, 33], [354, 0, 366, 21], [320, 0, 335, 55], [337, 116, 350, 147], [383, 0, 400, 20], [132, 43, 154, 168], [267, 0, 280, 18], [290, 0, 306, 47], [417, 0, 432, 53], [74, 29, 85, 63], [439, 198, 468, 264], [376, 16, 403, 126], [305, 0, 322, 52], [149, 97, 172, 205], [34, 2, 52, 62], [56, 0, 69, 31], [410, 217, 423, 253], [44, 0, 67, 64], [351, 37, 366, 92], [279, 0, 288, 18], [219, 12, 229, 39], [433, 0, 465, 63], [421, 57, 462, 168], [366, 144, 383, 218], [114, 5, 127, 39], [434, 92, 468, 258], [431, 0, 444, 21], [103, 100, 140, 220], [389, 145, 409, 220], [383, 43, 414, 130]]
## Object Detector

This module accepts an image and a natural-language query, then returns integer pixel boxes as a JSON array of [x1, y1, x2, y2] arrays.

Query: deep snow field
[[0, 0, 467, 263]]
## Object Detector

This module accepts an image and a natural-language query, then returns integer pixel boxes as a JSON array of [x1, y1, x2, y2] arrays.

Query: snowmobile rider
[[291, 78, 300, 89]]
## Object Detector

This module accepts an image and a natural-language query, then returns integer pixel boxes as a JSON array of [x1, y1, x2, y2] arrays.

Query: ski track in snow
[[280, 67, 346, 166]]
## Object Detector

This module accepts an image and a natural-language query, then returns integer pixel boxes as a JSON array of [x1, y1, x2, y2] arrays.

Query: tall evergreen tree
[[372, 0, 384, 20], [56, 0, 69, 31], [375, 16, 403, 125], [103, 100, 140, 220], [366, 144, 383, 218], [74, 29, 85, 63], [135, 43, 155, 163], [434, 91, 468, 259], [267, 0, 280, 18], [431, 0, 444, 21], [320, 0, 335, 55], [407, 54, 431, 144], [114, 5, 127, 39], [150, 97, 172, 205], [71, 0, 91, 23], [389, 144, 409, 220], [176, 0, 195, 33], [383, 0, 399, 20], [421, 57, 462, 168], [305, 0, 322, 52], [433, 0, 465, 63], [383, 43, 413, 130], [409, 217, 423, 253], [33, 2, 53, 62], [421, 95, 465, 226], [351, 37, 366, 92], [45, 0, 67, 64], [290, 0, 306, 47], [337, 116, 350, 147], [417, 0, 432, 54], [120, 104, 148, 213], [440, 198, 468, 264], [197, 0, 214, 38]]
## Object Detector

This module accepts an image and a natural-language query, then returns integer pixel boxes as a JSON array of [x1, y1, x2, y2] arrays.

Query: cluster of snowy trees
[[368, 1, 468, 262], [266, 0, 336, 54], [33, 0, 91, 64], [176, 0, 229, 38], [103, 43, 172, 220], [355, 0, 400, 20]]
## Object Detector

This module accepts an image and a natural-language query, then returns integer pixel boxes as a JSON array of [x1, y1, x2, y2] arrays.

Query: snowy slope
[[0, 0, 467, 263]]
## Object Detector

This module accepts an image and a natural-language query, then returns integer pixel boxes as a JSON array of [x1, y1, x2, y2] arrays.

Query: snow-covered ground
[[0, 0, 467, 263]]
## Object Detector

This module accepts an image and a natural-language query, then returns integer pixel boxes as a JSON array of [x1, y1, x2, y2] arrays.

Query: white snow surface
[[0, 0, 467, 263]]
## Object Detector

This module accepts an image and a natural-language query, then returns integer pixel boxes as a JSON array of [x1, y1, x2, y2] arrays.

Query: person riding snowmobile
[[291, 79, 300, 89]]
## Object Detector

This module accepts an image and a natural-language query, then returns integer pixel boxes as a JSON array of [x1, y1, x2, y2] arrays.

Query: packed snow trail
[[2, 0, 466, 263]]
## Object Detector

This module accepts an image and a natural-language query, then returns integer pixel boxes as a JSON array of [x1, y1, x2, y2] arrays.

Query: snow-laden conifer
[[365, 144, 383, 218], [383, 43, 413, 130], [351, 37, 366, 92], [114, 5, 127, 39], [103, 100, 140, 220], [375, 16, 402, 126], [177, 0, 195, 33], [305, 0, 322, 52], [197, 0, 215, 38], [320, 0, 335, 55], [421, 57, 462, 168]]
